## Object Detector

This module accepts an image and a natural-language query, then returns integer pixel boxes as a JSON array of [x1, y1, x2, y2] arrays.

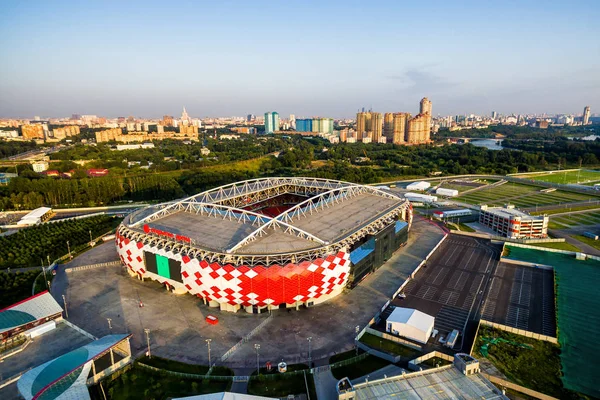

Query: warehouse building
[[479, 205, 548, 238], [406, 181, 430, 191], [404, 192, 438, 204], [385, 307, 435, 344]]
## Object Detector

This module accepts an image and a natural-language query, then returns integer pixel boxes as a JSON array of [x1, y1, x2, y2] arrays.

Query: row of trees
[[0, 139, 36, 158], [0, 215, 119, 269], [0, 270, 40, 308]]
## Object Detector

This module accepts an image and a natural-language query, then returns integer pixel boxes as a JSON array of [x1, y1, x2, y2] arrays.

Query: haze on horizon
[[0, 0, 598, 119]]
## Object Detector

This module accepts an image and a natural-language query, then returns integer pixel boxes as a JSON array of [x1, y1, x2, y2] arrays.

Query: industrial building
[[479, 205, 548, 238], [404, 192, 438, 204], [116, 178, 412, 313], [436, 187, 459, 197], [385, 307, 435, 344]]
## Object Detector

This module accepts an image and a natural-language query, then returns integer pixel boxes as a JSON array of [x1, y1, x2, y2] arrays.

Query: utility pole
[[144, 329, 151, 358], [107, 318, 112, 332], [89, 229, 93, 245], [355, 325, 360, 356], [62, 294, 68, 318], [254, 344, 260, 375], [307, 337, 312, 367], [206, 339, 212, 366], [66, 241, 71, 259]]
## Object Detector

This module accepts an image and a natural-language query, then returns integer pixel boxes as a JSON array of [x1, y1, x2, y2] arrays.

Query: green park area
[[516, 169, 600, 184], [359, 332, 422, 359], [247, 363, 316, 399], [523, 241, 580, 251], [457, 182, 600, 208], [473, 326, 574, 398], [329, 350, 391, 380], [504, 246, 600, 398]]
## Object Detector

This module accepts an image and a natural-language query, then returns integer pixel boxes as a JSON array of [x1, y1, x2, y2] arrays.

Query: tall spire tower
[[181, 107, 190, 122]]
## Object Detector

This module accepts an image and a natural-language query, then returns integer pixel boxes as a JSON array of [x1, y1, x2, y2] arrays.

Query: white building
[[436, 187, 459, 197], [406, 181, 430, 191], [32, 161, 49, 172], [386, 307, 435, 344], [114, 143, 155, 151], [200, 147, 210, 156], [18, 207, 53, 226], [479, 205, 548, 238], [404, 193, 438, 203]]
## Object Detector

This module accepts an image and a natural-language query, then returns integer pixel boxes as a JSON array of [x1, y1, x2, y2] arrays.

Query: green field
[[457, 182, 600, 208], [517, 170, 600, 184], [549, 211, 600, 229]]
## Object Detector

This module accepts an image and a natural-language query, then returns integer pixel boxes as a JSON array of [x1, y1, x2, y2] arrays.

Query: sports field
[[517, 169, 600, 184], [456, 182, 600, 207], [504, 246, 600, 398], [549, 210, 600, 229]]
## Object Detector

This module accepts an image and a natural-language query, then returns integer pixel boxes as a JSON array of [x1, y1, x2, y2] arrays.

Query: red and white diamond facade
[[117, 178, 411, 313]]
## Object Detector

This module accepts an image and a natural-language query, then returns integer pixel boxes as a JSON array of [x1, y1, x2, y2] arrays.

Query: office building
[[264, 112, 280, 133], [479, 205, 548, 239], [583, 106, 591, 125], [491, 111, 497, 119]]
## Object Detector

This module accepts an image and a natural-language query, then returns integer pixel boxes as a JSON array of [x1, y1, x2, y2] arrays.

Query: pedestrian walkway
[[314, 368, 340, 400]]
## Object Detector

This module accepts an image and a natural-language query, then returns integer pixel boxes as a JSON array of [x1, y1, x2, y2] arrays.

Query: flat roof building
[[386, 307, 434, 344], [18, 206, 53, 226], [0, 291, 63, 340], [479, 205, 548, 239]]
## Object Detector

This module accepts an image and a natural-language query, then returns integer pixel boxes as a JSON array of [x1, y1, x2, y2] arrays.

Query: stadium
[[116, 177, 412, 313]]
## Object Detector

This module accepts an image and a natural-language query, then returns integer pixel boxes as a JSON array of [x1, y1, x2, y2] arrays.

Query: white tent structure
[[386, 307, 435, 344], [18, 207, 53, 226]]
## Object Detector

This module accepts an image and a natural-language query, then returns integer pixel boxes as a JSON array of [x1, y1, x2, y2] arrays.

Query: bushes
[[0, 270, 40, 308], [0, 215, 119, 269]]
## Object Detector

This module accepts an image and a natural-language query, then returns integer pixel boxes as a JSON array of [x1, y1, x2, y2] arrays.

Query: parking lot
[[481, 262, 556, 337], [383, 235, 502, 352]]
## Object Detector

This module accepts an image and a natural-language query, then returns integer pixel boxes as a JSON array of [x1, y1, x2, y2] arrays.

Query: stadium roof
[[347, 365, 506, 399], [120, 178, 410, 263], [174, 393, 277, 400], [17, 334, 130, 400], [18, 207, 52, 224], [0, 291, 63, 335]]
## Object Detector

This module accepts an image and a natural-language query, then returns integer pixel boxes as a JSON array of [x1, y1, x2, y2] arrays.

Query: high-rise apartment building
[[392, 113, 409, 144], [264, 112, 280, 133], [420, 97, 432, 115], [384, 113, 394, 139], [289, 114, 296, 129], [21, 124, 45, 140], [371, 113, 383, 142], [356, 112, 371, 141], [295, 118, 333, 134], [162, 115, 174, 126], [583, 106, 591, 125], [406, 114, 429, 144]]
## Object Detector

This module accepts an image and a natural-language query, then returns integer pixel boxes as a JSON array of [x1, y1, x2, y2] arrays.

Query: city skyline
[[1, 0, 599, 118]]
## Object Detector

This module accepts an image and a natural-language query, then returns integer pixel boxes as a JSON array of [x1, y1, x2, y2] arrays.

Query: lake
[[469, 139, 504, 150]]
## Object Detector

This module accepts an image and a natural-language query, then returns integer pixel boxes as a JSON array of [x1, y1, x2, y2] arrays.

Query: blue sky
[[0, 0, 598, 118]]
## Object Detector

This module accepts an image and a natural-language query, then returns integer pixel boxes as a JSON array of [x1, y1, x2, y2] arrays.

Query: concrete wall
[[482, 373, 559, 400], [364, 327, 423, 351], [407, 351, 454, 371], [479, 319, 558, 344]]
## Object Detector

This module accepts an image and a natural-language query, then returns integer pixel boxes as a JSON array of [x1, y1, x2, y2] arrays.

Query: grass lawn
[[247, 363, 316, 399], [531, 204, 600, 216], [330, 355, 390, 380], [572, 235, 600, 250], [525, 241, 580, 252], [136, 356, 233, 376], [518, 170, 600, 184], [359, 332, 422, 359], [474, 326, 578, 399], [447, 222, 476, 232], [95, 363, 231, 400]]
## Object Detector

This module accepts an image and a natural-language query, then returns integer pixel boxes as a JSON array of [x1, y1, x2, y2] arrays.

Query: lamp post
[[144, 329, 151, 358], [107, 318, 112, 332], [355, 325, 360, 356], [254, 344, 260, 375], [206, 339, 212, 366], [89, 230, 93, 245], [66, 241, 71, 259], [62, 294, 68, 318], [307, 337, 312, 367]]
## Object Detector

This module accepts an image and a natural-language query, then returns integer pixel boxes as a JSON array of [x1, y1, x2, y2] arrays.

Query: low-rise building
[[386, 307, 435, 344], [479, 205, 548, 238]]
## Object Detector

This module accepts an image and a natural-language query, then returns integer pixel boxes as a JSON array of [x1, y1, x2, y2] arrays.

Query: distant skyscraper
[[289, 114, 296, 129], [384, 113, 394, 139], [392, 113, 409, 144], [356, 112, 373, 141], [181, 107, 190, 123], [264, 112, 280, 133], [491, 111, 497, 119], [583, 106, 591, 125]]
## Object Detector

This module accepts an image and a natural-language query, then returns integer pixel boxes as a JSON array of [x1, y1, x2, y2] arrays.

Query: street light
[[254, 344, 260, 375], [206, 339, 212, 366], [144, 329, 151, 358], [62, 294, 68, 318], [89, 230, 93, 245], [107, 318, 112, 332], [66, 241, 72, 259], [307, 337, 312, 367], [355, 325, 360, 356]]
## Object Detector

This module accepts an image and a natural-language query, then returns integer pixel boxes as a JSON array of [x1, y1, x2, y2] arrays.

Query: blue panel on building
[[296, 119, 312, 132], [350, 237, 376, 264], [395, 221, 408, 233]]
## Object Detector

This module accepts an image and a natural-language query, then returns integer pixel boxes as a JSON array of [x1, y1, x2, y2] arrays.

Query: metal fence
[[220, 313, 273, 362]]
